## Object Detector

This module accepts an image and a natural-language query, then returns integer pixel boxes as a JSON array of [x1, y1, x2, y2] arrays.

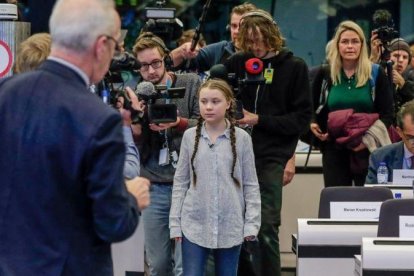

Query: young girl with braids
[[169, 79, 261, 276]]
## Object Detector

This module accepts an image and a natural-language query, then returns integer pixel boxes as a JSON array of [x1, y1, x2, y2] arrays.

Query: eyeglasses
[[139, 59, 163, 72], [402, 132, 414, 141], [104, 35, 121, 52]]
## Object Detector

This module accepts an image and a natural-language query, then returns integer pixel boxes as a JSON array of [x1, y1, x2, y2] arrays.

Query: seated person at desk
[[366, 100, 414, 183]]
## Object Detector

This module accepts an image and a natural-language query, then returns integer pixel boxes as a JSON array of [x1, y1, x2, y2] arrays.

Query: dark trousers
[[321, 142, 369, 187], [237, 162, 283, 276]]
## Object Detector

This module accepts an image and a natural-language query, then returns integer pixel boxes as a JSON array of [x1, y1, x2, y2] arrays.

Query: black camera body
[[373, 9, 399, 45], [142, 1, 183, 49], [94, 52, 143, 123], [137, 84, 186, 124], [109, 52, 141, 72], [375, 26, 399, 45], [105, 52, 141, 108]]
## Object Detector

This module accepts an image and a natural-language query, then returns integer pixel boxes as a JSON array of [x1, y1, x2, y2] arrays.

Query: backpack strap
[[370, 63, 380, 102]]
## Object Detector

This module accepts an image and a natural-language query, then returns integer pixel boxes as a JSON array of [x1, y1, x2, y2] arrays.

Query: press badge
[[159, 147, 170, 166], [264, 68, 274, 84], [171, 150, 178, 169]]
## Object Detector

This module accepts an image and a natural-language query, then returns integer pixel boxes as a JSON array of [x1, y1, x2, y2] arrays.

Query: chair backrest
[[318, 186, 394, 218], [377, 198, 414, 237]]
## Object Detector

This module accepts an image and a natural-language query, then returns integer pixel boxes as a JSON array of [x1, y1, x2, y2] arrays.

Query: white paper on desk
[[392, 169, 414, 185], [330, 202, 382, 219], [399, 216, 414, 238]]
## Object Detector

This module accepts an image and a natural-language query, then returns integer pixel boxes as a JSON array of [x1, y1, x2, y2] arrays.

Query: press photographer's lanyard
[[158, 130, 178, 168]]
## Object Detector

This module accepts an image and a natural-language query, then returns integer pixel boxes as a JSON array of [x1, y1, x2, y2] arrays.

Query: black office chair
[[377, 198, 414, 237], [318, 186, 394, 218]]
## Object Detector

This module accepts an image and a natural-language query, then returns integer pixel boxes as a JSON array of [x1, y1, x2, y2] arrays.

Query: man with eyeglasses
[[131, 32, 200, 276], [0, 0, 150, 275], [366, 100, 414, 183]]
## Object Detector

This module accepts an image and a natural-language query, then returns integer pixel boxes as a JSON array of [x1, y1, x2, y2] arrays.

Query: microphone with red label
[[241, 58, 266, 85]]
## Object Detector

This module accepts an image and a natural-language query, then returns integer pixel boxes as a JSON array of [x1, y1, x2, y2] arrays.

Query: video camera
[[135, 81, 185, 124], [95, 52, 142, 122], [373, 9, 399, 47], [209, 58, 266, 120], [372, 9, 399, 85], [105, 52, 141, 85], [142, 0, 183, 49]]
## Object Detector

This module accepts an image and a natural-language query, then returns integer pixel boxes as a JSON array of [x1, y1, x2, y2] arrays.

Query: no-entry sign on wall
[[0, 40, 13, 77]]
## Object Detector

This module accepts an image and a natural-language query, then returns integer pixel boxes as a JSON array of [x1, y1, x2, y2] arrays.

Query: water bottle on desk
[[377, 162, 388, 184]]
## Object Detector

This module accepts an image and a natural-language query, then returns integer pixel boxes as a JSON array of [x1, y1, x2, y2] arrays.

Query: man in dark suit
[[366, 100, 414, 183], [0, 0, 150, 275]]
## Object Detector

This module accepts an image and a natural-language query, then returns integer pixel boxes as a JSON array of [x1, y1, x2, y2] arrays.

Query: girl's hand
[[244, 236, 256, 241]]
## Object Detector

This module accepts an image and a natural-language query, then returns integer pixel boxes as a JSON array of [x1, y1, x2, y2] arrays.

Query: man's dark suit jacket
[[366, 141, 404, 184], [0, 60, 139, 275]]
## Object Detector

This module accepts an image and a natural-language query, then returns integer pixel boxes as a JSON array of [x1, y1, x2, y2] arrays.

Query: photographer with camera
[[223, 9, 312, 276], [370, 10, 414, 141], [132, 32, 200, 276], [371, 36, 414, 140], [170, 2, 257, 72]]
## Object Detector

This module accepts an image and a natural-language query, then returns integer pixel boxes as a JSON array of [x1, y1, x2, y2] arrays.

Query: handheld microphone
[[135, 81, 178, 124], [135, 81, 157, 103], [209, 64, 229, 81], [243, 58, 265, 85], [245, 58, 264, 75]]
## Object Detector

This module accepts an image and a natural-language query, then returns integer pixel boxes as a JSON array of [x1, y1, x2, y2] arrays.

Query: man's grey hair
[[49, 0, 117, 52], [397, 100, 414, 129]]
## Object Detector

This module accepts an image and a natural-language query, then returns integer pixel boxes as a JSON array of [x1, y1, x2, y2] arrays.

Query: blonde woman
[[310, 20, 393, 187]]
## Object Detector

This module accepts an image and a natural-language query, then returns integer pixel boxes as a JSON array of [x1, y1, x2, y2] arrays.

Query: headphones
[[136, 32, 173, 70], [240, 11, 277, 26]]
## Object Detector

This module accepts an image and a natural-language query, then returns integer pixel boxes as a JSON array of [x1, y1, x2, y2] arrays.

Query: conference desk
[[111, 223, 145, 276], [355, 237, 414, 276], [294, 218, 378, 276], [364, 184, 413, 199], [280, 150, 324, 255]]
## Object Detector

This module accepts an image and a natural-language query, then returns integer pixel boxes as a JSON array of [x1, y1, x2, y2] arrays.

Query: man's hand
[[370, 31, 382, 63], [237, 109, 259, 126], [177, 42, 200, 60], [149, 116, 181, 131], [120, 107, 132, 126], [170, 42, 200, 67], [125, 87, 145, 113], [283, 155, 296, 186], [126, 177, 151, 211], [392, 70, 405, 88]]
